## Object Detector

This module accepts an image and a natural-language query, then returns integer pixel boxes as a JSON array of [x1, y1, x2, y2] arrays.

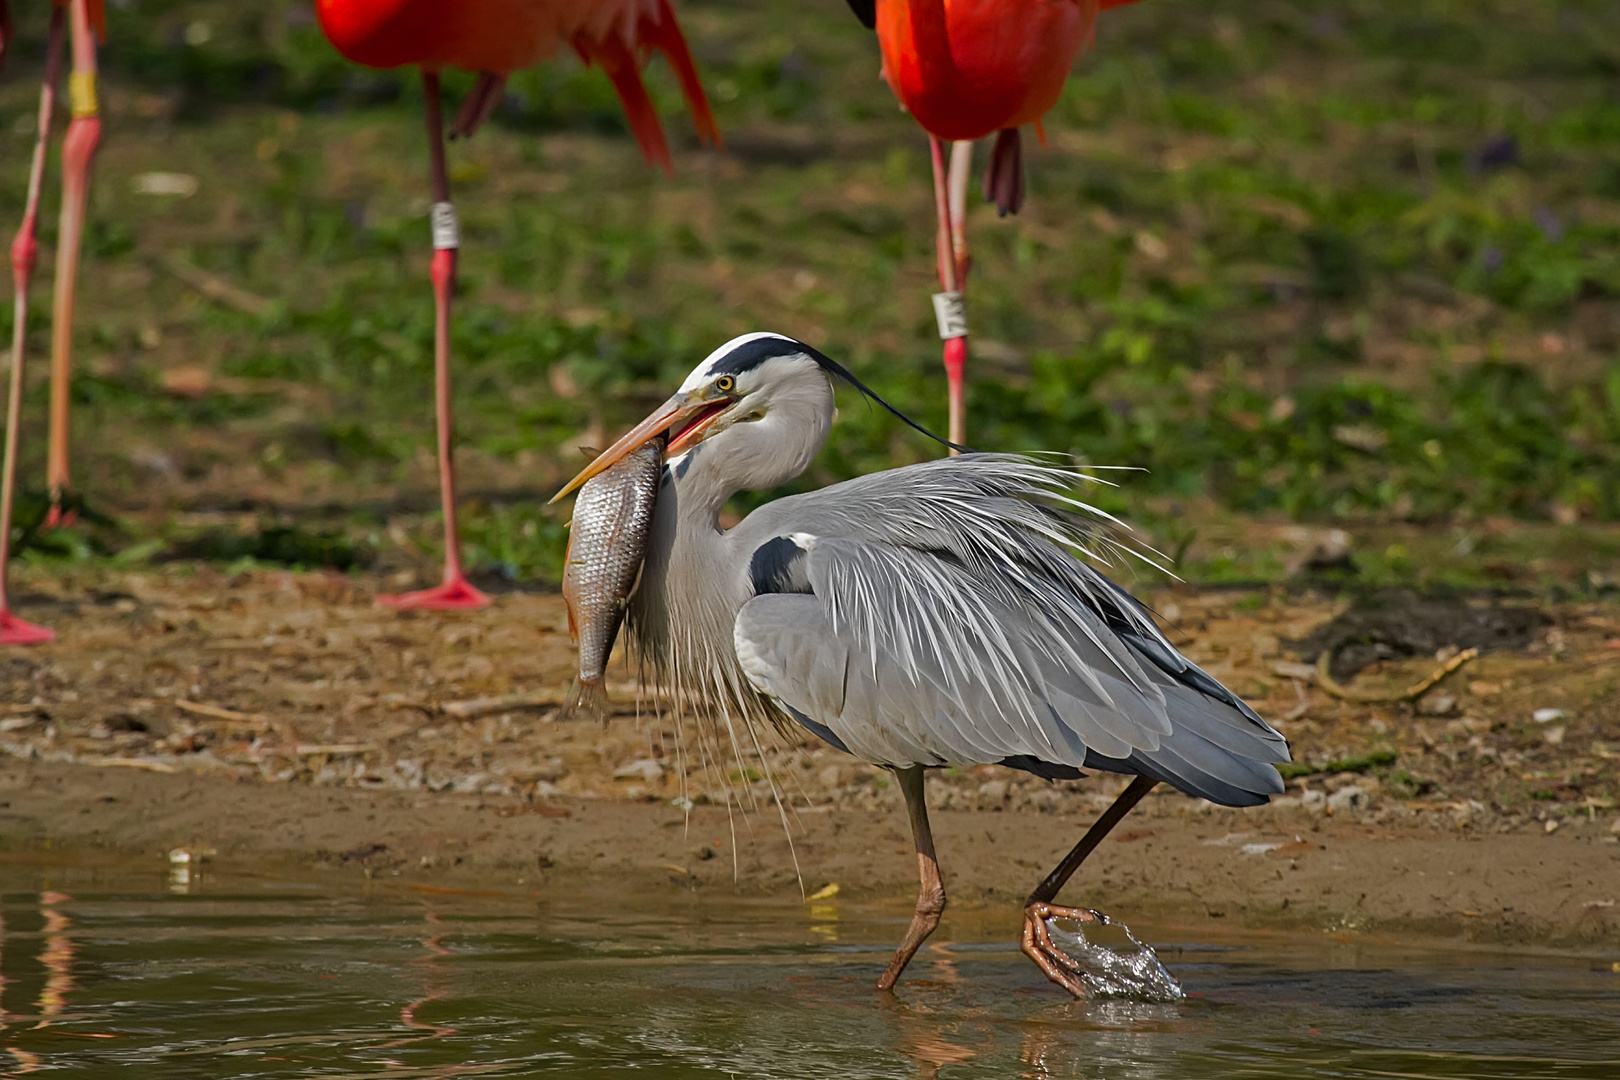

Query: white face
[[664, 336, 837, 493]]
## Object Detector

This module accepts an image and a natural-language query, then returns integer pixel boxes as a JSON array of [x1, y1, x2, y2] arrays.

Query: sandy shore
[[3, 566, 1618, 953], [5, 756, 1618, 953]]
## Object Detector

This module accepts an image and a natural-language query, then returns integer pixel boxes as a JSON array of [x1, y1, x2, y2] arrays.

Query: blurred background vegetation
[[1, 0, 1618, 592]]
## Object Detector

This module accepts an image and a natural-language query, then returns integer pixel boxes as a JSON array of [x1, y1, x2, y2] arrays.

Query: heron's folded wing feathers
[[1081, 573, 1290, 766], [731, 455, 1288, 803], [735, 536, 1178, 768]]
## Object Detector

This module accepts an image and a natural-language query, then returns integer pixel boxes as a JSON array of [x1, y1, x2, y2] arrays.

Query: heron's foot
[[377, 569, 489, 611], [1020, 901, 1100, 999], [0, 609, 56, 646], [876, 881, 945, 992]]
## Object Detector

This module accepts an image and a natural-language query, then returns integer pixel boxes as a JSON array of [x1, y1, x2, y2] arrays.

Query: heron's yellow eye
[[714, 375, 736, 393]]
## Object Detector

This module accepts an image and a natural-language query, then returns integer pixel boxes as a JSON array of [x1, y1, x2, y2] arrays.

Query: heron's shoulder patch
[[749, 534, 814, 595]]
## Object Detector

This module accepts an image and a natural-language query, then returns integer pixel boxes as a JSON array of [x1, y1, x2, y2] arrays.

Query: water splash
[[1043, 911, 1185, 1002]]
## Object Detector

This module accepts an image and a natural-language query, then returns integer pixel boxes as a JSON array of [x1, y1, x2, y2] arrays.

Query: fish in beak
[[550, 389, 734, 503]]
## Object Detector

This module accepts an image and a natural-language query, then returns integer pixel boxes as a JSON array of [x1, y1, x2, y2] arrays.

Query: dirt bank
[[2, 566, 1618, 951], [4, 757, 1619, 954]]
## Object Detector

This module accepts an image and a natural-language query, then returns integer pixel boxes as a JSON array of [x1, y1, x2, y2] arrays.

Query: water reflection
[[382, 906, 457, 1053], [881, 963, 986, 1079], [0, 890, 79, 1076], [0, 901, 8, 1029], [32, 892, 74, 1030], [1016, 998, 1191, 1080], [0, 897, 36, 1077], [889, 1009, 980, 1080], [0, 866, 1615, 1079]]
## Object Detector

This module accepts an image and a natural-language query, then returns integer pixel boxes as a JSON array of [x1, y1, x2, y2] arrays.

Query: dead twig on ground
[[1314, 646, 1480, 704], [346, 694, 440, 717], [175, 699, 269, 725], [441, 690, 567, 720], [153, 253, 275, 318], [92, 758, 177, 774]]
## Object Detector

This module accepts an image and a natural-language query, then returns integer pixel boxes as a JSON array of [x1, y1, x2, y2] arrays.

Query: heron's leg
[[0, 6, 66, 646], [1021, 775, 1157, 997], [877, 765, 945, 991], [377, 70, 488, 611], [44, 0, 101, 526]]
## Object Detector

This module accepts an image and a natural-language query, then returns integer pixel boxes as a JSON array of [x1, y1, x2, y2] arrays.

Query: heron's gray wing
[[731, 455, 1288, 804], [734, 533, 1287, 806], [738, 454, 1138, 583], [736, 535, 1176, 767]]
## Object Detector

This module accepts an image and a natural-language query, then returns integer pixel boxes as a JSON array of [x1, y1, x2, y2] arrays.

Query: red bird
[[849, 0, 1139, 447], [316, 0, 718, 609], [1, 0, 106, 645]]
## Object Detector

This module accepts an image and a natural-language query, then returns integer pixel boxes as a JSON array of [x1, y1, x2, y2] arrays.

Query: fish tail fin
[[572, 30, 674, 174], [640, 0, 721, 149], [558, 677, 610, 723]]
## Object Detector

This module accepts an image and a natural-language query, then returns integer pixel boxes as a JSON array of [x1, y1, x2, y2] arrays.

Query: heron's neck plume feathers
[[622, 351, 836, 835]]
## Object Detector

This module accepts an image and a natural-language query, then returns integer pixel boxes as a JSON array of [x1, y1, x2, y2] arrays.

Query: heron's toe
[[1021, 902, 1098, 999]]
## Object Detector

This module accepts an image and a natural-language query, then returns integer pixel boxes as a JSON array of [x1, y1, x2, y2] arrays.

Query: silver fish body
[[560, 435, 665, 717]]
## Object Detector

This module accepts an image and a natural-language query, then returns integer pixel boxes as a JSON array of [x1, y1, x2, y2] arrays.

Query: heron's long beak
[[548, 391, 731, 503]]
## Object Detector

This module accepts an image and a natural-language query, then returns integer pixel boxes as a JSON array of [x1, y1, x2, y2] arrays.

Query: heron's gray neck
[[631, 374, 833, 676], [665, 445, 738, 533], [625, 367, 835, 722]]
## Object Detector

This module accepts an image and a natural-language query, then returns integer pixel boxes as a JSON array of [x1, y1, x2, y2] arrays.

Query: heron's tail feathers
[[558, 677, 610, 723]]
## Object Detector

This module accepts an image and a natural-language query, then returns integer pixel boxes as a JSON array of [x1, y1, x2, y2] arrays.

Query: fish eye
[[714, 375, 736, 393]]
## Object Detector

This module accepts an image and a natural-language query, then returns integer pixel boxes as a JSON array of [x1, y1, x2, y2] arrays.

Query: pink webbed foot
[[0, 609, 56, 645], [42, 503, 77, 530], [376, 572, 489, 611]]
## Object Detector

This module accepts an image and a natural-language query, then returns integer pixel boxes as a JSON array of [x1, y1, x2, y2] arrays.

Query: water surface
[[1, 860, 1616, 1078]]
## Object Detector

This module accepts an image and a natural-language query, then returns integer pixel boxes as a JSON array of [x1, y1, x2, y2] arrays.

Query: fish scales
[[560, 435, 665, 719]]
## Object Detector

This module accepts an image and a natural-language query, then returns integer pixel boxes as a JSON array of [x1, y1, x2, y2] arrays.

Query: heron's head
[[552, 333, 839, 501], [552, 333, 961, 502]]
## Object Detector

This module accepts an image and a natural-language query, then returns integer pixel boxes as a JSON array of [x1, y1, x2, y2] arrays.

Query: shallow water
[[1, 861, 1617, 1079]]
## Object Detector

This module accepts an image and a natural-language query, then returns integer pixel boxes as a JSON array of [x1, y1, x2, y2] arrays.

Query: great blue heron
[[555, 332, 1290, 996]]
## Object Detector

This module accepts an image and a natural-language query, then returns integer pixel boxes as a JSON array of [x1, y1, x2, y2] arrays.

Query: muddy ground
[[2, 566, 1618, 952]]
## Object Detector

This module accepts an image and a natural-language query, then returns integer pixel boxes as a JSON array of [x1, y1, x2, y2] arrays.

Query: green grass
[[1277, 748, 1398, 781], [1, 0, 1618, 585]]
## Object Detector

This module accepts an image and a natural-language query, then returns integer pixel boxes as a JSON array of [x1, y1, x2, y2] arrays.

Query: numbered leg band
[[69, 71, 99, 118], [430, 202, 460, 251], [932, 290, 968, 340]]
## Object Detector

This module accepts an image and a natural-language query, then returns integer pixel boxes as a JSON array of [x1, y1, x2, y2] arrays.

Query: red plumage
[[315, 0, 717, 166], [876, 0, 1100, 143]]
